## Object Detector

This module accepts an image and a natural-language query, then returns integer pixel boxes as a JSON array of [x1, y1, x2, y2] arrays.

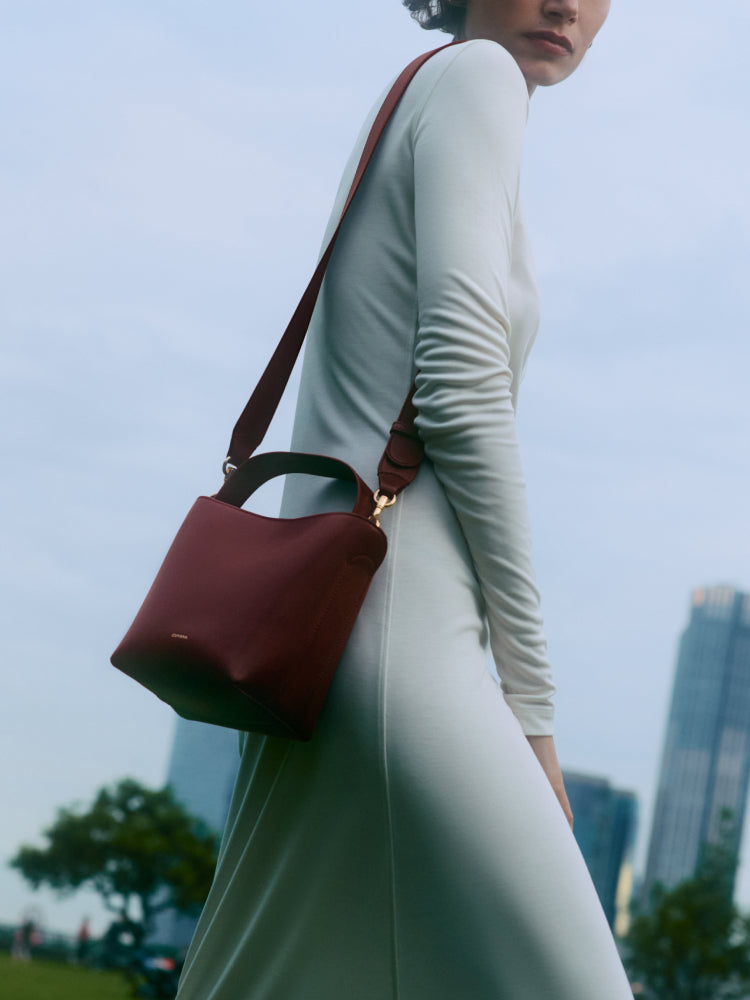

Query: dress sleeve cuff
[[503, 696, 555, 736]]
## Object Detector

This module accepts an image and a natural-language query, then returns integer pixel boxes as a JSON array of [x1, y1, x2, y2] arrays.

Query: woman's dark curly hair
[[402, 0, 466, 38]]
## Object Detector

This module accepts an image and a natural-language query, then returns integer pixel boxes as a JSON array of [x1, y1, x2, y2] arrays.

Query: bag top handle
[[224, 41, 462, 497]]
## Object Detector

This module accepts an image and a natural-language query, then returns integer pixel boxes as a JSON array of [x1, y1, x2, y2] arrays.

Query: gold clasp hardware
[[370, 490, 396, 528], [222, 457, 238, 481]]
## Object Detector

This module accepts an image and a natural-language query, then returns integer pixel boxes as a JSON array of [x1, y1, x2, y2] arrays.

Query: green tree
[[626, 811, 750, 1000], [9, 778, 218, 936]]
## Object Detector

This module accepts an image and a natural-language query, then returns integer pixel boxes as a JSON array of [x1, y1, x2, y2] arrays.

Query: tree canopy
[[10, 778, 218, 934], [626, 811, 750, 1000]]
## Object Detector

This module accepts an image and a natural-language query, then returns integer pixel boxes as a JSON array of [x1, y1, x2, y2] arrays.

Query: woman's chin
[[516, 57, 576, 92]]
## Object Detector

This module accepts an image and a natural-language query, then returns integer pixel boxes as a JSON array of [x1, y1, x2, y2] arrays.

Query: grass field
[[0, 953, 132, 1000]]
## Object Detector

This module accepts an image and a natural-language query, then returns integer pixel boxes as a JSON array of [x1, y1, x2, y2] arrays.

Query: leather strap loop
[[224, 43, 462, 497], [377, 383, 425, 497], [216, 451, 375, 520]]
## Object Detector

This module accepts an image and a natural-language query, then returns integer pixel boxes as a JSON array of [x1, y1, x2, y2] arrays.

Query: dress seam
[[379, 499, 404, 1000]]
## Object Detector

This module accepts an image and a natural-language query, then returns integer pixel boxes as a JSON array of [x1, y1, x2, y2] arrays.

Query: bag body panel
[[111, 493, 387, 739]]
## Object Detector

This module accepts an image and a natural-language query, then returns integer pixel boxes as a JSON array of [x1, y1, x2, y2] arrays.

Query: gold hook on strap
[[370, 490, 397, 528]]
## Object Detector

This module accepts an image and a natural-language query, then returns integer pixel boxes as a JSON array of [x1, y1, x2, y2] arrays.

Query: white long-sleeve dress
[[175, 40, 633, 999]]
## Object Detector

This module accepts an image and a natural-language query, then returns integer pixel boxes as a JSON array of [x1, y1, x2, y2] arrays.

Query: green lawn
[[0, 954, 132, 1000]]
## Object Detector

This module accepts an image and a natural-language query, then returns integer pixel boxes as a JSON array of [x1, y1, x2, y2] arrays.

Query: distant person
[[76, 917, 91, 963], [11, 919, 35, 961], [175, 1, 633, 997]]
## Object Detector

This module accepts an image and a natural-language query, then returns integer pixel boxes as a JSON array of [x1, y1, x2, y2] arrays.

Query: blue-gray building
[[153, 718, 241, 949], [644, 585, 750, 899], [165, 718, 241, 834], [563, 770, 638, 932]]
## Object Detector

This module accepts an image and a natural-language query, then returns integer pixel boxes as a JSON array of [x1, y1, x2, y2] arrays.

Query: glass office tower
[[164, 717, 241, 835], [154, 718, 241, 948], [563, 771, 638, 932], [644, 585, 750, 898]]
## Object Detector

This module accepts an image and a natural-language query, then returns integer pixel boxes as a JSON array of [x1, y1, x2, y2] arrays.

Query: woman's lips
[[523, 31, 573, 55]]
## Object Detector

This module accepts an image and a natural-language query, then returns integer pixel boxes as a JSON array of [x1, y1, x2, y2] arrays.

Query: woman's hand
[[526, 735, 574, 831]]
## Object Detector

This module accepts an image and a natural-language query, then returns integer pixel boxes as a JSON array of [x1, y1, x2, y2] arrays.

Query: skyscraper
[[644, 585, 750, 898], [563, 770, 638, 933], [153, 718, 241, 948], [165, 718, 241, 835]]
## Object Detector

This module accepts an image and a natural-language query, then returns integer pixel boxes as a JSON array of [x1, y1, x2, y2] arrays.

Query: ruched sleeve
[[411, 41, 555, 736]]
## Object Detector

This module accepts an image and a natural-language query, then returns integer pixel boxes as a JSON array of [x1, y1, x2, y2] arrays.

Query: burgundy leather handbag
[[110, 45, 454, 741]]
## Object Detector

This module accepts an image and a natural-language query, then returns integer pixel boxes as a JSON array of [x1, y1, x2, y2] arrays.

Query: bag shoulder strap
[[225, 41, 462, 497]]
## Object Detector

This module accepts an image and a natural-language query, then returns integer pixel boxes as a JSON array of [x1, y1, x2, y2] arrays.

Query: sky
[[1, 0, 749, 936]]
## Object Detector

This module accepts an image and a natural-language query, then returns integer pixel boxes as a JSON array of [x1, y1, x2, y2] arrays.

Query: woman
[[176, 1, 633, 997]]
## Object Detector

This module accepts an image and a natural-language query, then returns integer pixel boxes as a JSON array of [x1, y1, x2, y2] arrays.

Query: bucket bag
[[110, 44, 457, 740]]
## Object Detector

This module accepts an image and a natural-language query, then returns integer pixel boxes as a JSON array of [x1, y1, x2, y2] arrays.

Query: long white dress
[[176, 40, 633, 999]]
